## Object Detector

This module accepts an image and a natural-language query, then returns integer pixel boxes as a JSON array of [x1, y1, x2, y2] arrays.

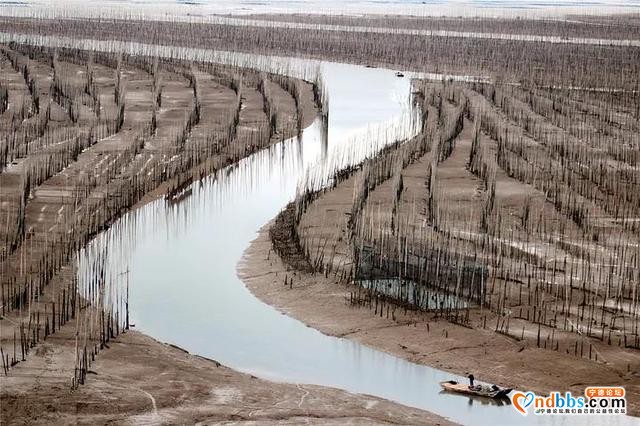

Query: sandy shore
[[3, 16, 638, 423], [0, 43, 454, 424], [239, 224, 640, 417], [1, 326, 453, 424]]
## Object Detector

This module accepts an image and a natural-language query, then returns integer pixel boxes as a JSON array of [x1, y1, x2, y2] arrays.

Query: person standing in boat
[[468, 374, 475, 389]]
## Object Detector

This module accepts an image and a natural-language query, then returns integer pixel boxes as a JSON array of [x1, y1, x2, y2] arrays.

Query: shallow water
[[72, 56, 636, 425], [5, 28, 629, 424], [358, 278, 469, 310]]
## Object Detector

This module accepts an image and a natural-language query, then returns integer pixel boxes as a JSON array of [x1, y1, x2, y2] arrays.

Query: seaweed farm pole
[[118, 269, 130, 330], [126, 270, 130, 330]]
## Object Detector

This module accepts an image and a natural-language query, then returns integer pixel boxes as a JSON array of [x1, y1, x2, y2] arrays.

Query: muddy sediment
[[0, 40, 450, 426], [240, 220, 640, 418], [1, 328, 452, 424], [240, 79, 639, 417], [2, 12, 639, 424], [1, 42, 404, 424]]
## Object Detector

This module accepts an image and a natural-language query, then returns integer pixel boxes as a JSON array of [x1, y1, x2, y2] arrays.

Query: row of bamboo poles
[[1, 41, 321, 387], [276, 78, 639, 361]]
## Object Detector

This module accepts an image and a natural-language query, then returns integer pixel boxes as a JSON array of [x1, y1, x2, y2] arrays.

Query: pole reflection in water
[[76, 60, 635, 426]]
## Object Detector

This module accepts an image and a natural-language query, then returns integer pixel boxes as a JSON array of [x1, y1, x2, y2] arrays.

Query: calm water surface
[[74, 58, 635, 426]]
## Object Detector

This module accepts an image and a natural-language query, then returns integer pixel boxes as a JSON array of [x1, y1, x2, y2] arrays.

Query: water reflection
[[358, 278, 468, 310], [451, 393, 513, 407], [73, 58, 636, 426]]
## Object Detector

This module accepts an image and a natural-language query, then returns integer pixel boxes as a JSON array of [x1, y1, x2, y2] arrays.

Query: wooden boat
[[440, 380, 512, 399]]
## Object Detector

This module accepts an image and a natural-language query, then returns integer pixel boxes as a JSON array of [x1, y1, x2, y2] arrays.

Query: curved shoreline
[[2, 15, 637, 424], [238, 223, 640, 419], [0, 67, 453, 424], [1, 324, 452, 424]]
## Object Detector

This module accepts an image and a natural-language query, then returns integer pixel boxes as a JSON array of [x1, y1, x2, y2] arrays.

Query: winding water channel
[[26, 40, 630, 425]]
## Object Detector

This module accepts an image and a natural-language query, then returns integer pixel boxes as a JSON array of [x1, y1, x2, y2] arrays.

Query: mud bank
[[239, 224, 640, 417], [1, 328, 453, 425]]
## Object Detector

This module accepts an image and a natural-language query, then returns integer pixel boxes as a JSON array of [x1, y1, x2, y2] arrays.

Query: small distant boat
[[395, 72, 405, 77], [440, 380, 512, 399]]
